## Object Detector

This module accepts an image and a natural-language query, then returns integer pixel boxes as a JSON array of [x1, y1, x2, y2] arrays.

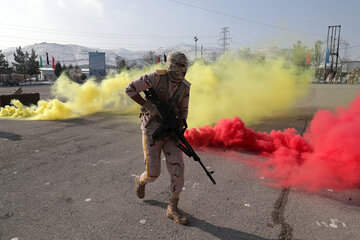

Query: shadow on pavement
[[58, 118, 94, 126], [317, 189, 360, 209], [144, 199, 274, 240], [0, 131, 22, 141]]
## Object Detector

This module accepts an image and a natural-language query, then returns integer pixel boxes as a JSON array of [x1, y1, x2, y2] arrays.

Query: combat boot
[[166, 194, 189, 225], [134, 175, 146, 199]]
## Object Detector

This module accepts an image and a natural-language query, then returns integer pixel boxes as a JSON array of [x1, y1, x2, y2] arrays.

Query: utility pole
[[194, 36, 198, 59], [324, 25, 341, 78], [218, 27, 231, 54], [201, 45, 203, 59]]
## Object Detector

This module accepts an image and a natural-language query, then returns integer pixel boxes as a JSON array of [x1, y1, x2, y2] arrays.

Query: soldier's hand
[[179, 119, 186, 131], [142, 101, 159, 116]]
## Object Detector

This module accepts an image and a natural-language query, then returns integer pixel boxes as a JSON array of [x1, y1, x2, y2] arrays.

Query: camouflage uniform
[[125, 70, 190, 192], [125, 51, 190, 225]]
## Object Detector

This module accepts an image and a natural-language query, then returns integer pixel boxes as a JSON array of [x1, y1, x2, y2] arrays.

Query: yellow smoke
[[186, 53, 312, 127], [0, 64, 163, 120], [0, 54, 312, 127]]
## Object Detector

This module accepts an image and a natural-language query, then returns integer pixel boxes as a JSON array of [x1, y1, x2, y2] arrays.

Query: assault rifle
[[144, 88, 216, 185]]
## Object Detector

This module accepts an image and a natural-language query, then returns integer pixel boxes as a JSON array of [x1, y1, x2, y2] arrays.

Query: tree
[[75, 64, 80, 70], [209, 51, 218, 62], [0, 51, 15, 86], [115, 58, 128, 72], [0, 50, 12, 75], [238, 47, 265, 63], [127, 60, 137, 69], [290, 41, 308, 68], [27, 49, 40, 79], [54, 62, 62, 77], [143, 51, 156, 65], [12, 46, 29, 80], [313, 40, 323, 68], [238, 47, 253, 60], [68, 64, 73, 70]]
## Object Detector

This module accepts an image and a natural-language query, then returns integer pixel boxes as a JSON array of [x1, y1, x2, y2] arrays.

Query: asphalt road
[[1, 84, 360, 240]]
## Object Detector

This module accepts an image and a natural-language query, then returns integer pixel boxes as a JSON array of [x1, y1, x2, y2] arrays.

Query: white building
[[39, 67, 90, 81], [341, 57, 360, 73], [39, 67, 56, 81]]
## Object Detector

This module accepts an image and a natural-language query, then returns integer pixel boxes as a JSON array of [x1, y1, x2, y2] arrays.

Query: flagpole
[[324, 26, 330, 79]]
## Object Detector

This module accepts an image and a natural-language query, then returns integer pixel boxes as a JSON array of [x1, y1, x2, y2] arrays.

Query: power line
[[342, 27, 360, 37], [348, 45, 360, 49], [168, 0, 322, 37], [0, 34, 201, 50], [231, 35, 250, 44], [0, 23, 179, 38], [0, 22, 218, 40], [0, 37, 185, 50]]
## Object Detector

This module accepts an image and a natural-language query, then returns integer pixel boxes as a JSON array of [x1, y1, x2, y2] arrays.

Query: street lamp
[[194, 36, 198, 59]]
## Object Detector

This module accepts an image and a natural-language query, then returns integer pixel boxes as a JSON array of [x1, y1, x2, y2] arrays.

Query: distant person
[[346, 73, 351, 84], [329, 71, 336, 83], [125, 51, 190, 225], [325, 71, 334, 83]]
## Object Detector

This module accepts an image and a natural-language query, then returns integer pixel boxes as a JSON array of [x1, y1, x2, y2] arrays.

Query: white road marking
[[191, 182, 199, 189], [97, 160, 111, 164], [140, 219, 146, 224], [321, 222, 329, 228], [329, 219, 339, 228], [85, 198, 91, 202], [316, 219, 346, 228]]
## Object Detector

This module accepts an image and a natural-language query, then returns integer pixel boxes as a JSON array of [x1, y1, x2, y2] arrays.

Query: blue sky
[[0, 0, 359, 56]]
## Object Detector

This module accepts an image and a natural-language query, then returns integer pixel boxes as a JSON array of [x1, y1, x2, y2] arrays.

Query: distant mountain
[[2, 42, 220, 67]]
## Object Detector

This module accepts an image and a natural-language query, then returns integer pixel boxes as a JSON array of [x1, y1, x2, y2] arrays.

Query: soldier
[[125, 51, 190, 225]]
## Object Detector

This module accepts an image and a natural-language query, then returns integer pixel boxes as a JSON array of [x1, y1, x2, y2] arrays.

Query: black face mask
[[168, 61, 187, 82]]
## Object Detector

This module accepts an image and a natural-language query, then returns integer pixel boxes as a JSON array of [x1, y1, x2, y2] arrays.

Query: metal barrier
[[0, 93, 40, 107]]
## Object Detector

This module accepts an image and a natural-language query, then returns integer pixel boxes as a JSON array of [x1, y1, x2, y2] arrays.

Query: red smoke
[[185, 93, 360, 191]]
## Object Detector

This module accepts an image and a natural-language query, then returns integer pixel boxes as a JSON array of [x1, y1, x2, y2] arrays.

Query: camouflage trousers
[[139, 129, 185, 193]]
